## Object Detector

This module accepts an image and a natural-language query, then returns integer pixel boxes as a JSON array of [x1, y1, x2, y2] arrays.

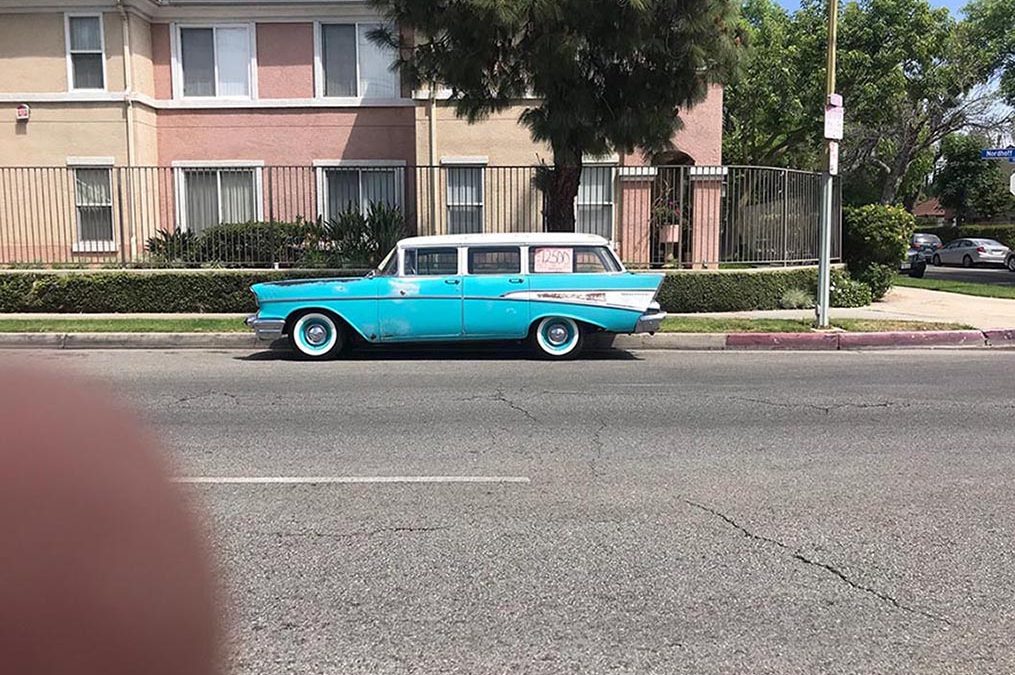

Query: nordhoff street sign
[[981, 148, 1015, 159]]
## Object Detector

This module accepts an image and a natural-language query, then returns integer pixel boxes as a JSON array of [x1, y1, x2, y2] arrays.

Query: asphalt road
[[6, 347, 1015, 674], [924, 263, 1015, 287]]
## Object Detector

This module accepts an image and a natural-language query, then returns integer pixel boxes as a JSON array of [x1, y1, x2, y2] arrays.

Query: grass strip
[[894, 275, 1015, 300], [659, 317, 970, 333], [0, 318, 246, 333]]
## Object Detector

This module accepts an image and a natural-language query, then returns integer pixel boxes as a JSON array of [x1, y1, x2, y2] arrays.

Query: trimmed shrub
[[1, 266, 863, 314], [657, 268, 819, 313], [843, 205, 914, 300], [0, 270, 367, 313], [829, 269, 872, 308], [192, 220, 310, 266], [779, 287, 816, 309]]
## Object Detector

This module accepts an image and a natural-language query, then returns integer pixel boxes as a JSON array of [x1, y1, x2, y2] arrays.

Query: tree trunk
[[543, 146, 582, 232]]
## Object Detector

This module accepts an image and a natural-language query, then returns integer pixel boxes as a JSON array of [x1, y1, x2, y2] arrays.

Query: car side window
[[403, 247, 459, 276], [529, 245, 620, 274], [468, 247, 521, 275]]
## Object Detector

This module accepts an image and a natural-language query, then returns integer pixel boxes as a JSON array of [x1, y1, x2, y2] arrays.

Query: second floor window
[[319, 23, 399, 98], [179, 25, 252, 98], [67, 15, 105, 90]]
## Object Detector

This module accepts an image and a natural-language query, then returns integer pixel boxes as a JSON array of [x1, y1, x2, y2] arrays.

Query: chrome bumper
[[633, 303, 666, 334], [245, 314, 285, 341]]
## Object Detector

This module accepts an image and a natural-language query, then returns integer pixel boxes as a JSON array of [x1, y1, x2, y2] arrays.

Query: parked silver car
[[931, 238, 1012, 267]]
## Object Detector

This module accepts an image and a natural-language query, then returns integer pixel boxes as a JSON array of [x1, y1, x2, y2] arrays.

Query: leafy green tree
[[933, 134, 1015, 224], [368, 0, 742, 230], [725, 0, 1009, 205], [836, 0, 1006, 205], [962, 0, 1015, 105], [723, 0, 825, 168]]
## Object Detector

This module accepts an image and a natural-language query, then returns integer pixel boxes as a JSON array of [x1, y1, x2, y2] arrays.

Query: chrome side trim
[[633, 302, 666, 334], [246, 315, 286, 341]]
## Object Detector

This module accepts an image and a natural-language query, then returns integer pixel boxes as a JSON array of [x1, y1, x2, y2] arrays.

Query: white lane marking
[[173, 476, 531, 485]]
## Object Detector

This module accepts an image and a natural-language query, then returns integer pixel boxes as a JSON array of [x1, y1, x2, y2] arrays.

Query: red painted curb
[[838, 330, 985, 349], [725, 332, 839, 350], [983, 329, 1015, 347]]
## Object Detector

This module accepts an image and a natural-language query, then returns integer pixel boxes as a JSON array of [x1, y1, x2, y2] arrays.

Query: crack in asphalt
[[588, 419, 608, 478], [492, 390, 540, 423], [270, 525, 450, 540], [175, 390, 238, 405], [685, 499, 952, 625], [454, 390, 539, 423], [729, 396, 896, 415]]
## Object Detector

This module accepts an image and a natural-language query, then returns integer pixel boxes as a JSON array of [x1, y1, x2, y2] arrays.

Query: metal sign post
[[816, 1, 840, 329]]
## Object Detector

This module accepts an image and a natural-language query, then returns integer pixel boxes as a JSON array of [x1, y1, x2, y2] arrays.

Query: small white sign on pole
[[1010, 172, 1015, 197], [828, 141, 840, 176], [824, 93, 844, 141]]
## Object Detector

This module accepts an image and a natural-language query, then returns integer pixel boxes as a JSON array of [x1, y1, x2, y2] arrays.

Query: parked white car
[[931, 238, 1012, 268]]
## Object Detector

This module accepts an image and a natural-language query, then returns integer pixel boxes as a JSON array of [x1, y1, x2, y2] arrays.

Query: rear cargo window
[[529, 246, 620, 273]]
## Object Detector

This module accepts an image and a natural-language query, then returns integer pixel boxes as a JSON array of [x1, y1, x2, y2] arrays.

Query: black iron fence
[[0, 165, 840, 268]]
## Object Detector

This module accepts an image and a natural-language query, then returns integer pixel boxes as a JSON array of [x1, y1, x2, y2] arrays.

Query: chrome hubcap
[[547, 324, 569, 345], [305, 324, 327, 346]]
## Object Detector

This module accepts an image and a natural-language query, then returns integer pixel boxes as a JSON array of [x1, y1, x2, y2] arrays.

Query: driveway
[[923, 264, 1015, 287], [671, 286, 1015, 330]]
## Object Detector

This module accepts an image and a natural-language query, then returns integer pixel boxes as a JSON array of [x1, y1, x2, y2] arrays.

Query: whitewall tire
[[531, 317, 584, 359], [289, 311, 344, 359]]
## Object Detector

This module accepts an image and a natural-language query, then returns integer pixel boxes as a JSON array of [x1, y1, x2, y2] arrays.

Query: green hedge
[[657, 267, 852, 312], [0, 270, 367, 313], [916, 223, 1015, 248], [1, 266, 856, 314]]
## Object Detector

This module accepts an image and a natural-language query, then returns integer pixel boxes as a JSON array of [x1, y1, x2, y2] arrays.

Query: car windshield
[[914, 234, 941, 245], [976, 239, 1003, 247], [375, 248, 398, 277]]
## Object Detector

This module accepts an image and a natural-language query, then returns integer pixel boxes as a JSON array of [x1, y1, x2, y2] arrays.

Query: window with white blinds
[[177, 25, 252, 98], [318, 23, 399, 99], [446, 167, 484, 234], [66, 15, 105, 90], [322, 167, 403, 220], [179, 168, 259, 233], [576, 165, 615, 239], [74, 168, 114, 242]]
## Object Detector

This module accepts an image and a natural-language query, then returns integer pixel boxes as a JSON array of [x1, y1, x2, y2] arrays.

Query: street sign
[[828, 140, 840, 176], [981, 148, 1015, 159], [824, 93, 844, 141]]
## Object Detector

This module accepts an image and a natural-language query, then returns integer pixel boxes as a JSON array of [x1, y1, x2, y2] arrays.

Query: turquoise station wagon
[[245, 233, 666, 359]]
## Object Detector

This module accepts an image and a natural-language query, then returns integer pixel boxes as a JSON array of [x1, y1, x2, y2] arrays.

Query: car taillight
[[936, 243, 943, 249], [976, 246, 986, 253]]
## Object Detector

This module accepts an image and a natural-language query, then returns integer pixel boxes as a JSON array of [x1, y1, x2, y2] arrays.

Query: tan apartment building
[[0, 0, 724, 266]]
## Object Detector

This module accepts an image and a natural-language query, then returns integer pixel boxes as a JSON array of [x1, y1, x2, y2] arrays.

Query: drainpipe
[[118, 0, 135, 167], [117, 0, 137, 261], [428, 82, 438, 233]]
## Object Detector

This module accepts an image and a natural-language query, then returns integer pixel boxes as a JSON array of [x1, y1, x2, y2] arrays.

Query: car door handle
[[508, 278, 524, 284], [445, 278, 460, 285]]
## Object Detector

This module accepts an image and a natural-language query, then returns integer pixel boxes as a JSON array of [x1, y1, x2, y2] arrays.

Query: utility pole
[[816, 0, 840, 328]]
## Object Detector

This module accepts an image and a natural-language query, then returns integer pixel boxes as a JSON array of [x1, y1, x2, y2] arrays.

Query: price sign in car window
[[532, 247, 573, 273]]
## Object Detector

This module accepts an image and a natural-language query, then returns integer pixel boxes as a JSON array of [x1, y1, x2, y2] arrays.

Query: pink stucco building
[[0, 0, 724, 266]]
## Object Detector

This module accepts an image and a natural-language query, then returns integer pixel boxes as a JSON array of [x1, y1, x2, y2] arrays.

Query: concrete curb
[[0, 333, 259, 349], [0, 330, 1012, 351]]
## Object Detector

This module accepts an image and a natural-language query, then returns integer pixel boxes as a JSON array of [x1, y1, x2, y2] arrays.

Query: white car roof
[[397, 232, 610, 249]]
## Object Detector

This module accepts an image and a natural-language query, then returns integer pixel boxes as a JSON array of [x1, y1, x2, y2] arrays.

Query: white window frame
[[69, 161, 116, 253], [65, 13, 107, 92], [576, 162, 617, 240], [170, 23, 258, 100], [313, 160, 406, 219], [313, 21, 401, 101], [443, 162, 485, 235], [172, 161, 265, 232]]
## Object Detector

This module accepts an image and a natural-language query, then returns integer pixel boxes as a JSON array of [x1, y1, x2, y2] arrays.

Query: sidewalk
[[670, 286, 1015, 330]]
